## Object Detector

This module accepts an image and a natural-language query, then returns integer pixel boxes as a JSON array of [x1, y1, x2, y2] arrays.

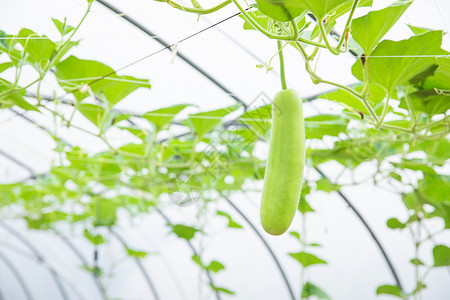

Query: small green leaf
[[290, 231, 301, 240], [209, 284, 234, 295], [289, 251, 327, 268], [316, 177, 341, 193], [408, 25, 433, 35], [410, 258, 424, 266], [171, 224, 199, 241], [83, 229, 104, 245], [126, 247, 149, 259], [216, 210, 243, 229], [52, 18, 74, 36], [302, 282, 330, 299], [376, 285, 402, 297], [207, 260, 225, 273], [433, 245, 450, 267], [386, 218, 406, 229]]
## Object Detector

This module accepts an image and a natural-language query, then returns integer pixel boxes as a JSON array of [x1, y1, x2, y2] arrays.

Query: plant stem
[[317, 0, 360, 54], [277, 40, 287, 90]]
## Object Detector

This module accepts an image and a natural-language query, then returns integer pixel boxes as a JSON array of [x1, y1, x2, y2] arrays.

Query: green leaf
[[171, 224, 199, 241], [239, 103, 272, 138], [290, 231, 301, 240], [325, 0, 373, 24], [352, 31, 448, 93], [408, 25, 433, 35], [386, 218, 406, 229], [433, 245, 450, 266], [52, 18, 74, 36], [256, 0, 305, 22], [0, 79, 39, 111], [294, 0, 353, 20], [410, 258, 425, 266], [78, 103, 129, 132], [83, 229, 104, 245], [0, 62, 13, 73], [424, 57, 450, 91], [206, 260, 225, 273], [126, 247, 149, 259], [187, 104, 240, 138], [351, 1, 411, 55], [17, 28, 56, 70], [302, 282, 330, 299], [376, 285, 403, 298], [216, 210, 243, 229], [143, 104, 189, 131], [305, 114, 349, 139], [316, 177, 341, 193], [91, 197, 119, 227], [241, 10, 270, 31], [209, 284, 234, 295], [55, 56, 150, 104], [192, 255, 224, 272], [319, 84, 386, 115], [419, 174, 450, 204], [288, 251, 327, 268]]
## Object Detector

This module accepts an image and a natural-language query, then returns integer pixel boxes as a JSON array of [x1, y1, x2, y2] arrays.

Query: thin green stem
[[318, 19, 339, 55], [376, 93, 391, 128], [277, 41, 287, 90], [290, 20, 299, 41], [318, 0, 359, 54], [293, 40, 379, 122], [158, 0, 231, 15], [404, 86, 417, 130], [336, 0, 360, 50], [416, 115, 450, 131]]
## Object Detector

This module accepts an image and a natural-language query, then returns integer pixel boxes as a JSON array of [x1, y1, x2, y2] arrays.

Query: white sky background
[[0, 0, 450, 299]]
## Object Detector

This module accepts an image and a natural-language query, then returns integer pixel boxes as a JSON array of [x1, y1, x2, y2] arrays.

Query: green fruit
[[260, 89, 305, 235]]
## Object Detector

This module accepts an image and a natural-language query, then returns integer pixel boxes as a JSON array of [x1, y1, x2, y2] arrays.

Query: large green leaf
[[319, 83, 386, 114], [433, 245, 450, 267], [187, 104, 240, 138], [424, 57, 450, 90], [352, 31, 448, 93], [294, 0, 353, 19], [256, 0, 305, 22], [351, 1, 411, 55], [304, 114, 349, 139], [143, 104, 189, 131], [0, 79, 39, 111], [78, 103, 129, 132], [55, 56, 150, 105], [17, 28, 56, 70]]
